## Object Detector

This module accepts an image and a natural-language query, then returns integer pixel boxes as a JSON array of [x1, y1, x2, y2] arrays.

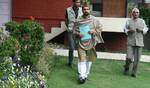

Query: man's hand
[[88, 29, 96, 34], [127, 26, 135, 33], [76, 32, 83, 38], [128, 29, 136, 33], [78, 33, 83, 38]]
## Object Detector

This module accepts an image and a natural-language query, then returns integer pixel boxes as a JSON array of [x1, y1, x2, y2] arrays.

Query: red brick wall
[[103, 0, 126, 17], [12, 0, 127, 51], [12, 0, 72, 32]]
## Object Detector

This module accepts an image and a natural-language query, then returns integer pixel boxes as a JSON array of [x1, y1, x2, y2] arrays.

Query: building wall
[[96, 0, 127, 51], [12, 0, 127, 51], [103, 0, 126, 17], [96, 32, 127, 51], [12, 0, 71, 32], [0, 0, 11, 27]]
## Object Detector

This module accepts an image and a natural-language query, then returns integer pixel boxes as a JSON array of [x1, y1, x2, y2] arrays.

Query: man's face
[[83, 6, 90, 16], [132, 11, 139, 19], [74, 0, 80, 7]]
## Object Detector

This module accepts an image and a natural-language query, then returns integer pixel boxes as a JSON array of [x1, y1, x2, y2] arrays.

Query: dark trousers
[[68, 32, 75, 65]]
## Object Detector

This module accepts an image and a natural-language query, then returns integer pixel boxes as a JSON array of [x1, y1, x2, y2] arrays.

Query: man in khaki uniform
[[123, 8, 148, 77]]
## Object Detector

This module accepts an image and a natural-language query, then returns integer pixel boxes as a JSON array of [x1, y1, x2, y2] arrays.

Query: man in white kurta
[[73, 2, 104, 84], [123, 8, 148, 77]]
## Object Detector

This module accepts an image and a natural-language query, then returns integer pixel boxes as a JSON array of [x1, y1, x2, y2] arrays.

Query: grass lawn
[[143, 49, 150, 55], [47, 56, 150, 88]]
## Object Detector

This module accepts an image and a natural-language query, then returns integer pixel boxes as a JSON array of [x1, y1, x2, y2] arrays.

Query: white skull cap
[[132, 8, 139, 13]]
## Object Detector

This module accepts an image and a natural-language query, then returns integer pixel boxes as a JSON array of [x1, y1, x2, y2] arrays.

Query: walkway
[[54, 49, 150, 62]]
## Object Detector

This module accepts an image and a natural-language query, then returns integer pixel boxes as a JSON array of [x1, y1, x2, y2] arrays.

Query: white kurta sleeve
[[142, 19, 148, 35], [124, 20, 129, 35]]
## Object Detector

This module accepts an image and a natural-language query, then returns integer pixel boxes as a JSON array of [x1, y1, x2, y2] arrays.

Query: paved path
[[54, 49, 150, 62]]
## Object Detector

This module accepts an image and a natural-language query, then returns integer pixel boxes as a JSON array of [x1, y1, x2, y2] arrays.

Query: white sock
[[78, 61, 87, 79], [85, 61, 92, 78]]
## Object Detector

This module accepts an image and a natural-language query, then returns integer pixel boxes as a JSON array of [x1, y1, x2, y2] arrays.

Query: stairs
[[44, 17, 128, 42], [44, 21, 67, 42]]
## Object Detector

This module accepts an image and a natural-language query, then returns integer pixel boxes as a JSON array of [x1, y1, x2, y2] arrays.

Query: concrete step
[[44, 21, 67, 42], [54, 49, 150, 62]]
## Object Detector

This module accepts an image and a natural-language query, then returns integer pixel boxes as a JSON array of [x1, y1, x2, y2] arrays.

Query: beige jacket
[[73, 15, 104, 50]]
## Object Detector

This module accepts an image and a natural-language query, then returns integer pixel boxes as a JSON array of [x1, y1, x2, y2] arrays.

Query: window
[[145, 0, 150, 3], [91, 0, 103, 17]]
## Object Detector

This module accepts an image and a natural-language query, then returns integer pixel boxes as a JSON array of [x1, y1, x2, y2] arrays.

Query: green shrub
[[4, 21, 19, 33], [35, 44, 57, 76], [4, 20, 44, 65], [0, 57, 12, 79], [1, 20, 47, 87], [4, 21, 20, 38], [0, 37, 20, 58], [139, 7, 150, 27], [0, 27, 9, 47], [19, 20, 44, 65]]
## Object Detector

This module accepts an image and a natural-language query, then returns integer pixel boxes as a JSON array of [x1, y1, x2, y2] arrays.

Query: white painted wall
[[145, 0, 150, 3], [96, 17, 128, 32], [0, 0, 11, 28]]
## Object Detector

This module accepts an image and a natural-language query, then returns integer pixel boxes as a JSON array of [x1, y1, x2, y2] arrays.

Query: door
[[103, 0, 126, 17]]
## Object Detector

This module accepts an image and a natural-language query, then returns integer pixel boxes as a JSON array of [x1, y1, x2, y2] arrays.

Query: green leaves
[[0, 37, 19, 58], [4, 21, 20, 35], [139, 7, 150, 27], [3, 20, 44, 65]]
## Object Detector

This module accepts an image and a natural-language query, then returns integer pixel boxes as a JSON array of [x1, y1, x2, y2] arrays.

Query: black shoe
[[131, 74, 136, 78], [78, 77, 86, 84], [123, 65, 129, 75], [123, 59, 131, 75], [123, 69, 129, 75], [67, 63, 72, 68]]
